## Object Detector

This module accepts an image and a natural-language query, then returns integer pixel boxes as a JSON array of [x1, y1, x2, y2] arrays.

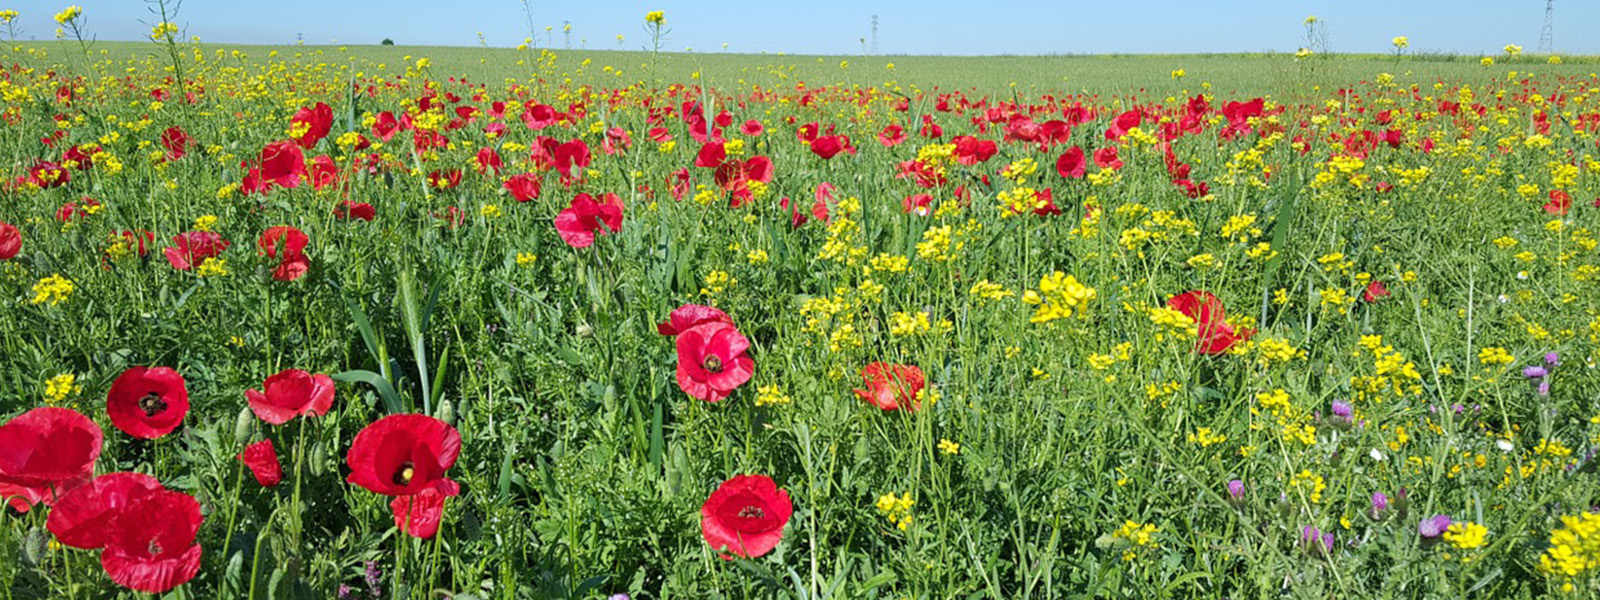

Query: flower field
[[4, 8, 1600, 599]]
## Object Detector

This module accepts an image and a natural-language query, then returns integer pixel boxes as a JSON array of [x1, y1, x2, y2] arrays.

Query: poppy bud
[[234, 405, 256, 443], [20, 526, 48, 567], [576, 323, 594, 338], [436, 398, 455, 425]]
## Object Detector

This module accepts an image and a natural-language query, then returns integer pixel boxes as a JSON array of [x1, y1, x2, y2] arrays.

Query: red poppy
[[554, 192, 624, 248], [701, 474, 792, 559], [951, 135, 998, 165], [675, 322, 755, 402], [740, 120, 764, 137], [371, 111, 400, 141], [347, 414, 461, 537], [335, 201, 375, 221], [1104, 109, 1142, 141], [290, 102, 334, 149], [346, 414, 461, 497], [390, 479, 460, 538], [28, 160, 71, 188], [1363, 280, 1391, 303], [47, 472, 162, 548], [1545, 190, 1572, 215], [553, 139, 592, 179], [243, 141, 307, 195], [159, 127, 193, 161], [1056, 146, 1087, 179], [112, 230, 155, 258], [503, 173, 541, 202], [245, 369, 335, 425], [878, 124, 907, 147], [658, 304, 734, 336], [56, 197, 100, 222], [474, 147, 503, 175], [903, 193, 934, 216], [0, 407, 102, 512], [694, 142, 727, 168], [810, 135, 853, 159], [238, 439, 282, 487], [163, 231, 229, 271], [257, 226, 310, 282], [0, 222, 20, 260], [106, 367, 190, 439], [853, 362, 926, 412], [63, 145, 98, 171], [1167, 291, 1254, 355], [308, 155, 339, 190], [100, 489, 204, 593], [427, 169, 463, 190], [1093, 147, 1123, 171]]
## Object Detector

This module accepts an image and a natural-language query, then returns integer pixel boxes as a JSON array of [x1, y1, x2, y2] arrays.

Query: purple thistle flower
[[1546, 352, 1560, 366], [1418, 514, 1452, 538], [1300, 525, 1335, 555], [1331, 400, 1353, 419], [1523, 366, 1548, 379], [1371, 492, 1389, 512], [1538, 381, 1550, 396], [1227, 479, 1245, 500], [609, 595, 632, 600]]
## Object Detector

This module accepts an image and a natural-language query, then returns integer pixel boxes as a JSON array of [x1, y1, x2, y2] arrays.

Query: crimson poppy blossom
[[371, 111, 400, 141], [335, 201, 375, 221], [0, 222, 20, 259], [308, 155, 339, 191], [878, 124, 907, 147], [1167, 291, 1255, 354], [106, 367, 190, 439], [474, 147, 503, 174], [675, 322, 755, 402], [238, 439, 282, 487], [903, 193, 934, 216], [701, 474, 793, 559], [257, 226, 310, 282], [554, 192, 624, 248], [100, 489, 204, 593], [159, 126, 193, 161], [346, 414, 461, 497], [1092, 147, 1123, 171], [28, 160, 71, 188], [553, 139, 592, 179], [951, 135, 998, 165], [853, 363, 926, 412], [1363, 280, 1391, 303], [47, 472, 162, 548], [245, 369, 335, 425], [0, 407, 102, 512], [243, 141, 307, 195], [1545, 190, 1572, 215], [503, 173, 542, 202], [1056, 146, 1087, 179], [427, 169, 463, 190], [658, 304, 734, 336], [740, 120, 764, 137], [290, 102, 334, 149], [810, 135, 852, 159], [390, 479, 460, 538]]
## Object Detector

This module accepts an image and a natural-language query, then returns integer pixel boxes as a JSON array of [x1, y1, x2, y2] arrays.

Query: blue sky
[[8, 0, 1597, 55]]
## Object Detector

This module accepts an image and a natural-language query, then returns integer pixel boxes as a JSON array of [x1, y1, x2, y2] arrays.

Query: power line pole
[[870, 15, 879, 55], [1539, 0, 1555, 54]]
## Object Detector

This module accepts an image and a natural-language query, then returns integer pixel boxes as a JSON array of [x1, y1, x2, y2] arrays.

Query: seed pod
[[234, 405, 256, 443], [436, 398, 455, 425]]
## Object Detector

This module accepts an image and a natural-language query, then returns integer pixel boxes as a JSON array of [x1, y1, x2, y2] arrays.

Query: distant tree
[[381, 38, 394, 46]]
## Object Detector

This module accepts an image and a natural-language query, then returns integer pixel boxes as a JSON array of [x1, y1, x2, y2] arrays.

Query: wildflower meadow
[[1, 4, 1600, 599]]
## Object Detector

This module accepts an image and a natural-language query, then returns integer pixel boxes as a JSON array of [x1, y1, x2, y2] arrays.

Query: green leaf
[[332, 370, 403, 414]]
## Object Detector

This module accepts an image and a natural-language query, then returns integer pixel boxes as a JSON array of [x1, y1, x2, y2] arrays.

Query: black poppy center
[[138, 392, 168, 417], [703, 355, 724, 373], [737, 505, 764, 519], [392, 461, 416, 486]]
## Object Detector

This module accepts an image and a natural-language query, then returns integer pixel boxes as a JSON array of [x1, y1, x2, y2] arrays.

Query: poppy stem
[[220, 454, 243, 579]]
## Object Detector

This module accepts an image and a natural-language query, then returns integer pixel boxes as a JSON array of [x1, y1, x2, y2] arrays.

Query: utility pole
[[870, 15, 879, 55], [1539, 0, 1555, 54]]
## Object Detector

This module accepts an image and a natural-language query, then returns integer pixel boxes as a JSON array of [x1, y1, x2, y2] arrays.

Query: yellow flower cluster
[[1541, 513, 1600, 582], [1022, 272, 1095, 324], [44, 373, 80, 403], [754, 384, 791, 407], [30, 274, 74, 306], [875, 492, 915, 530], [54, 5, 81, 25]]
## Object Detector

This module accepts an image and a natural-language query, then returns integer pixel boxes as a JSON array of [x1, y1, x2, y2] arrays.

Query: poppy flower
[[675, 322, 755, 402], [1167, 291, 1254, 354], [159, 127, 193, 161], [427, 169, 463, 190], [853, 362, 926, 412], [1056, 146, 1087, 179], [554, 192, 624, 248], [1363, 280, 1391, 303], [245, 369, 335, 425], [0, 221, 20, 259], [371, 111, 400, 141], [257, 226, 310, 282], [238, 439, 282, 487], [878, 124, 907, 147], [56, 197, 101, 222], [701, 475, 792, 559], [951, 135, 998, 165], [657, 304, 733, 336], [28, 160, 71, 188], [47, 472, 162, 548], [0, 407, 102, 512], [1545, 190, 1572, 215], [553, 139, 592, 179], [390, 479, 460, 538], [308, 155, 339, 190], [1092, 147, 1123, 171], [694, 142, 727, 168], [100, 489, 204, 593], [63, 144, 98, 170], [106, 367, 190, 439], [810, 135, 852, 159], [902, 193, 934, 216], [290, 102, 334, 149], [503, 173, 542, 202], [474, 147, 503, 175], [346, 414, 461, 497]]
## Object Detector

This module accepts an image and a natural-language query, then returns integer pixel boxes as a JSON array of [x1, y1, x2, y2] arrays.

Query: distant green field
[[29, 40, 1600, 97]]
